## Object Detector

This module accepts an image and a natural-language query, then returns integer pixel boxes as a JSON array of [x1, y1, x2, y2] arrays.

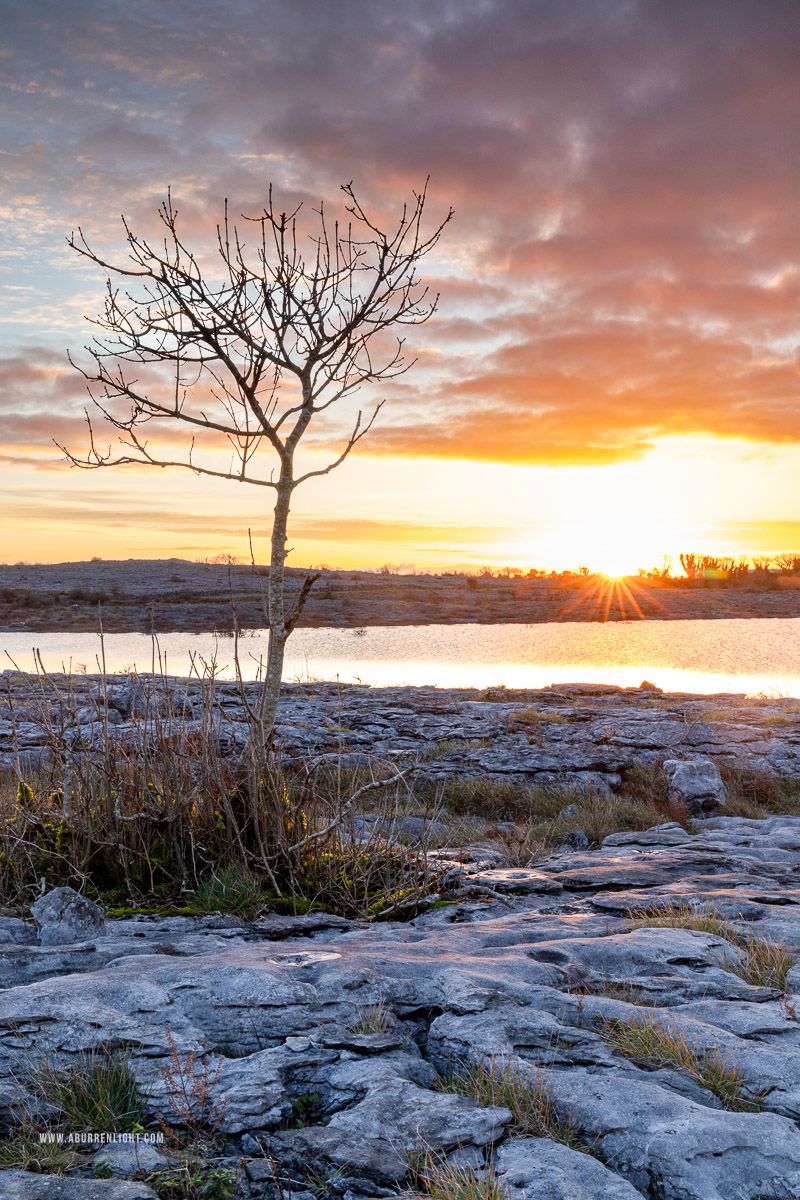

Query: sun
[[533, 497, 687, 578], [596, 549, 640, 579]]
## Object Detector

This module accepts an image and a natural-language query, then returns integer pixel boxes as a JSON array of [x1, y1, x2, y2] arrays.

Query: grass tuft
[[597, 1011, 763, 1111], [628, 902, 796, 990], [347, 997, 394, 1035], [505, 707, 570, 728], [26, 1048, 148, 1132], [438, 1056, 580, 1146], [184, 865, 268, 919], [413, 1153, 508, 1200], [0, 1125, 80, 1174]]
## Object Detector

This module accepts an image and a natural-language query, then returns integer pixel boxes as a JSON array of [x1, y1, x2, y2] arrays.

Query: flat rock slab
[[469, 868, 563, 893], [5, 815, 800, 1198], [0, 1174, 158, 1199], [537, 859, 702, 889], [6, 676, 800, 787], [546, 1068, 800, 1200]]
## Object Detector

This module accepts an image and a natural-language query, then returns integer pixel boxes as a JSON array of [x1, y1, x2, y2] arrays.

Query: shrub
[[161, 1023, 225, 1139], [0, 670, 444, 920], [146, 1159, 236, 1200]]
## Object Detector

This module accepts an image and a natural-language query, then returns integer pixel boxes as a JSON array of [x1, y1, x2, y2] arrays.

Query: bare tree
[[64, 182, 452, 734]]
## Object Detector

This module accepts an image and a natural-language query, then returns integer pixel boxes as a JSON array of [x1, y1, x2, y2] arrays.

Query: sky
[[2, 0, 800, 574]]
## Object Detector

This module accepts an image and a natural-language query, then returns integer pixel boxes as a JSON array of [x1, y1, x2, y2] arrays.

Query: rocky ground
[[5, 814, 800, 1198], [4, 677, 800, 1197], [2, 559, 800, 633], [3, 674, 800, 791]]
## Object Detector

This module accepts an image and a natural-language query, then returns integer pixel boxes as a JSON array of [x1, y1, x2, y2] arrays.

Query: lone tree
[[65, 182, 452, 732]]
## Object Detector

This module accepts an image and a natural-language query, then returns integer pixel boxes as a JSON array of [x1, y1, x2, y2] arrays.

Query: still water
[[2, 619, 800, 695]]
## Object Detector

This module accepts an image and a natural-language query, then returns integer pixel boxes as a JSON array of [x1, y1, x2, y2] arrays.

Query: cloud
[[349, 310, 800, 464], [0, 492, 510, 548], [2, 0, 800, 471], [288, 517, 513, 545]]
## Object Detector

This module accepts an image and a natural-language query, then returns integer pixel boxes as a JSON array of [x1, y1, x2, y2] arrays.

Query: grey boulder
[[663, 757, 728, 817], [326, 1052, 511, 1150], [496, 1138, 645, 1200], [257, 1126, 408, 1187], [31, 886, 106, 946]]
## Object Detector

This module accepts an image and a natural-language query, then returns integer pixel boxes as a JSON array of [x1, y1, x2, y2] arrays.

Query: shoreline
[[2, 557, 800, 633]]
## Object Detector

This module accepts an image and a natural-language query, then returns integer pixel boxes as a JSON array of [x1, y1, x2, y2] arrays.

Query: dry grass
[[423, 738, 491, 762], [614, 760, 800, 822], [505, 707, 570, 728], [597, 1011, 763, 1111], [414, 1155, 508, 1200], [628, 901, 742, 941], [628, 902, 796, 990], [415, 769, 672, 860], [0, 1125, 80, 1174], [439, 1056, 581, 1147], [724, 929, 797, 990], [347, 997, 394, 1035], [486, 791, 670, 865], [491, 825, 553, 868], [696, 705, 750, 725], [719, 762, 800, 820]]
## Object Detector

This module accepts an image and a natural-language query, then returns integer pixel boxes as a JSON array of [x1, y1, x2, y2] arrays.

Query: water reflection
[[3, 619, 800, 696]]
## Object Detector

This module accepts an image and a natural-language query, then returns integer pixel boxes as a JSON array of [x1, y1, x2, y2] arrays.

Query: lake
[[2, 618, 800, 695]]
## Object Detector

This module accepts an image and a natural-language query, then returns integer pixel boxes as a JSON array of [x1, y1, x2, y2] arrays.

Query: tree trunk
[[260, 468, 293, 738]]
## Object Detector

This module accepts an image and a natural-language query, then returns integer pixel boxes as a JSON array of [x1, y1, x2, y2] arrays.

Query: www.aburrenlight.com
[[37, 1131, 165, 1144]]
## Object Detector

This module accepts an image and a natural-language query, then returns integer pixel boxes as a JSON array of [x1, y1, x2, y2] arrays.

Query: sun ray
[[554, 573, 671, 622]]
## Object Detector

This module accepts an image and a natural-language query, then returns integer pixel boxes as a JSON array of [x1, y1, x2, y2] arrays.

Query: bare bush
[[0, 665, 445, 918]]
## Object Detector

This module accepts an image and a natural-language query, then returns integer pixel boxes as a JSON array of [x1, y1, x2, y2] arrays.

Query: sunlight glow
[[3, 435, 800, 569]]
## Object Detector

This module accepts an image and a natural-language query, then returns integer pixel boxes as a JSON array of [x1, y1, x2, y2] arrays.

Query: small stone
[[284, 1036, 312, 1051], [566, 828, 590, 851], [31, 886, 106, 946], [446, 1145, 485, 1170], [241, 1132, 267, 1157], [558, 803, 580, 820]]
